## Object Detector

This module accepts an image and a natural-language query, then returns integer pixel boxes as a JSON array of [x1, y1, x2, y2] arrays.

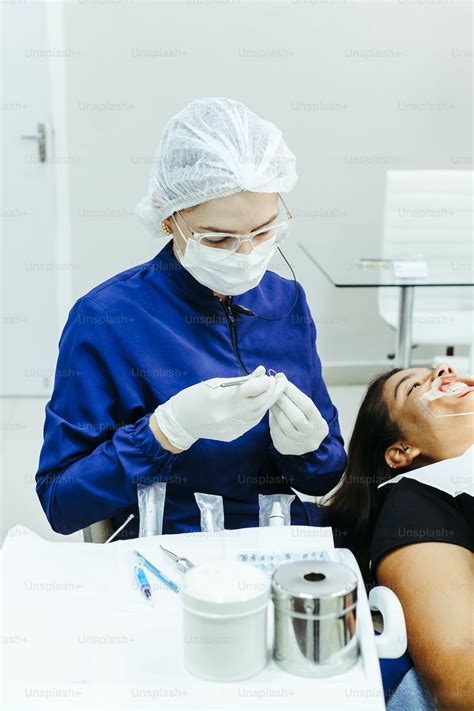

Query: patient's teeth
[[445, 381, 468, 394]]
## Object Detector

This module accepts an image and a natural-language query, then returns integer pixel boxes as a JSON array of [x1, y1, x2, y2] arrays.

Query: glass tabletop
[[298, 238, 474, 288]]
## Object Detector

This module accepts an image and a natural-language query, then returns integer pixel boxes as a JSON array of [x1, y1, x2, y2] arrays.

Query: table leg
[[396, 286, 415, 369]]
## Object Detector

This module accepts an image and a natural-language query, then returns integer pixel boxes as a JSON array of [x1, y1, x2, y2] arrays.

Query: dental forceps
[[159, 544, 195, 573]]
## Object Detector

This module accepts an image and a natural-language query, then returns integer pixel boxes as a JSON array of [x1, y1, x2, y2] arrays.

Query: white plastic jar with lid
[[180, 559, 270, 681]]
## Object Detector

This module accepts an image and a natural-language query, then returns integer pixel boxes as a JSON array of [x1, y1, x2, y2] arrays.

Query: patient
[[325, 363, 473, 711]]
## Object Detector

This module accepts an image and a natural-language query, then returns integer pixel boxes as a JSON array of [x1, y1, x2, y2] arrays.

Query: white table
[[2, 525, 386, 711]]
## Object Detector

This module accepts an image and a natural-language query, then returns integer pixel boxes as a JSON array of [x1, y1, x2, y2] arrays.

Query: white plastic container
[[180, 559, 270, 681]]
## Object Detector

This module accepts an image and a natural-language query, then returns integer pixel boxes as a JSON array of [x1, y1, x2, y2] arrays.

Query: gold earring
[[161, 222, 171, 236]]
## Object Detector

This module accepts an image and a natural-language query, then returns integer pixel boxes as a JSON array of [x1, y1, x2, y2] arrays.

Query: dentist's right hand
[[152, 365, 287, 452]]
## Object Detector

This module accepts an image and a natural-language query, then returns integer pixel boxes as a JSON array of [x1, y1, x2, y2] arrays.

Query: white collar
[[378, 444, 473, 497]]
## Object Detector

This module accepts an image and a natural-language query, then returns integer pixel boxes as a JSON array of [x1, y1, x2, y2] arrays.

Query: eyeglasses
[[172, 193, 294, 259]]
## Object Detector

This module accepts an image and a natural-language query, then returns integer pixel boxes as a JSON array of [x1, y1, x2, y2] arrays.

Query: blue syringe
[[134, 564, 152, 602], [134, 551, 180, 594]]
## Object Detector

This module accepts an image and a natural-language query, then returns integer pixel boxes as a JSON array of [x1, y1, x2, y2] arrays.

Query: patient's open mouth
[[420, 375, 474, 415], [422, 377, 474, 402], [438, 378, 474, 398]]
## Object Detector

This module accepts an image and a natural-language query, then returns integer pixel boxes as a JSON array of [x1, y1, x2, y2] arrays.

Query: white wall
[[61, 0, 472, 364]]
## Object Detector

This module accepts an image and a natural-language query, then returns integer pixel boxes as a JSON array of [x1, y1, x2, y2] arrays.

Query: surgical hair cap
[[135, 97, 297, 237]]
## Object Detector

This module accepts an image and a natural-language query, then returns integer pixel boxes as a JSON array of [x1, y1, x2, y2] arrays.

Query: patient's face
[[383, 366, 474, 460]]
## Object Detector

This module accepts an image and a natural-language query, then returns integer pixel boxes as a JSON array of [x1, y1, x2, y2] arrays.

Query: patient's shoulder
[[370, 478, 473, 573]]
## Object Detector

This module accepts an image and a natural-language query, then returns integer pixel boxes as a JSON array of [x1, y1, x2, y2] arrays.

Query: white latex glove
[[269, 374, 329, 456], [154, 365, 287, 451]]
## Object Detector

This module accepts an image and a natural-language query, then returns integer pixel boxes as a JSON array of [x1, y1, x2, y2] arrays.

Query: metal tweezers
[[159, 544, 194, 573]]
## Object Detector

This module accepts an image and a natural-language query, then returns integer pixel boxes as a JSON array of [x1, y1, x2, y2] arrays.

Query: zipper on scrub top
[[219, 296, 249, 375]]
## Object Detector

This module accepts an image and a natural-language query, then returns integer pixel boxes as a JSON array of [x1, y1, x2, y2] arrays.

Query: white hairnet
[[135, 97, 297, 237]]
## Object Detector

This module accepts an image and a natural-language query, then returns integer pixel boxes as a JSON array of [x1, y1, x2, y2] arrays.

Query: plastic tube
[[259, 494, 295, 527], [137, 481, 167, 537], [194, 493, 225, 532], [269, 501, 285, 527]]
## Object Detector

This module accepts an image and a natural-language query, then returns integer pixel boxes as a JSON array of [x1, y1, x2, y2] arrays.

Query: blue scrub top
[[36, 239, 347, 538]]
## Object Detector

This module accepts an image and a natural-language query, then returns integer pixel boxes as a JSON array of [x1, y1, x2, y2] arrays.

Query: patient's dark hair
[[325, 368, 403, 579]]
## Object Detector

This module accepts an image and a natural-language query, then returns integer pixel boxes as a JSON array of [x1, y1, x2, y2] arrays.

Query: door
[[1, 1, 62, 396]]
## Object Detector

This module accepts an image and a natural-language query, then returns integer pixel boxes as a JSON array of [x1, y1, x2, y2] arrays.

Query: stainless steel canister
[[272, 560, 359, 677]]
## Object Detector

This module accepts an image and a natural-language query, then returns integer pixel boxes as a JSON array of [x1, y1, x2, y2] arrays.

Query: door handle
[[20, 122, 46, 162]]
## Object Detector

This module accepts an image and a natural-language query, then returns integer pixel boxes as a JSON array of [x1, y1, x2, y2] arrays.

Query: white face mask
[[173, 223, 278, 296]]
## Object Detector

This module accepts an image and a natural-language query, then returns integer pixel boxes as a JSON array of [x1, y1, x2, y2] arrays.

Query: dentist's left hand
[[269, 374, 329, 456]]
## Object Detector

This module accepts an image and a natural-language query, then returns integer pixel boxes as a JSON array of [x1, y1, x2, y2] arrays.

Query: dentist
[[36, 97, 346, 538]]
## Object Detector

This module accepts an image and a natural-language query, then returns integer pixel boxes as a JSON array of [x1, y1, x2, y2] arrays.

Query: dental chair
[[379, 170, 474, 371]]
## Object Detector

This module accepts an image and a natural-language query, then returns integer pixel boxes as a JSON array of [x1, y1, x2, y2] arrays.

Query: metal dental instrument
[[133, 551, 180, 593], [159, 544, 194, 573], [220, 376, 253, 388], [220, 369, 278, 388]]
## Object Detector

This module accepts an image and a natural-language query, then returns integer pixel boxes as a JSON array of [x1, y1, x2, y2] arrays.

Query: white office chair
[[378, 170, 474, 369]]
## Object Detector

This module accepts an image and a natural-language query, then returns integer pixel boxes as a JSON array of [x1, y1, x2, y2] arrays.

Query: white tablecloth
[[1, 525, 385, 711]]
